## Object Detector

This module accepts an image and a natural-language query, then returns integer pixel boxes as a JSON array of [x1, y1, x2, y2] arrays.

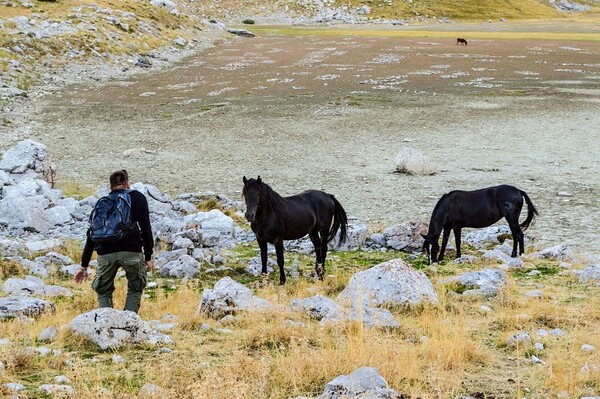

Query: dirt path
[[23, 28, 600, 253]]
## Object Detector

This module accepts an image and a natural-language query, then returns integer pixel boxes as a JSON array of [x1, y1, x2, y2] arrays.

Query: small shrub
[[242, 19, 255, 25]]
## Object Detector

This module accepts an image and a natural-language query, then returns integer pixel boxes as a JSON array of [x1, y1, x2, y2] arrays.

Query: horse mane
[[259, 181, 283, 216]]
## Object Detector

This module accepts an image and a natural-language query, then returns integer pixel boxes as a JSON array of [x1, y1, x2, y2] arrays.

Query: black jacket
[[81, 189, 153, 267]]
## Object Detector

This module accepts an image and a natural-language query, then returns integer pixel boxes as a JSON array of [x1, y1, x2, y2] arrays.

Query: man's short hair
[[109, 170, 129, 189]]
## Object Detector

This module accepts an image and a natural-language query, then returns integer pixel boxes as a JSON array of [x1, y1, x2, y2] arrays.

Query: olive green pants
[[93, 251, 147, 313]]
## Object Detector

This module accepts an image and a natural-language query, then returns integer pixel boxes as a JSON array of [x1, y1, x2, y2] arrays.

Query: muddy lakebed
[[24, 26, 600, 254]]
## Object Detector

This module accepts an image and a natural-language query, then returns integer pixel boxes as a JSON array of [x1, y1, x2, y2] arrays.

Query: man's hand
[[74, 267, 88, 284], [146, 260, 154, 272]]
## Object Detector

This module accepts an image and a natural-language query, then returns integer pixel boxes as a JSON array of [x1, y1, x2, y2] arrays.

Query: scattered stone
[[112, 354, 125, 364], [550, 328, 565, 337], [534, 342, 544, 351], [581, 344, 595, 352], [482, 249, 523, 268], [245, 256, 275, 276], [37, 384, 75, 395], [4, 382, 26, 392], [140, 383, 166, 397], [227, 28, 255, 37], [533, 244, 576, 262], [444, 268, 505, 297], [480, 305, 493, 313], [69, 308, 174, 350], [524, 289, 543, 299], [157, 255, 200, 279], [0, 296, 55, 319], [531, 355, 545, 364], [317, 367, 403, 399], [199, 277, 271, 318], [174, 36, 187, 47], [463, 226, 512, 248], [536, 329, 549, 338], [38, 326, 58, 342], [54, 376, 71, 384], [338, 259, 439, 308], [507, 331, 531, 347], [291, 295, 342, 321], [527, 270, 541, 276], [453, 255, 478, 264], [394, 146, 437, 175]]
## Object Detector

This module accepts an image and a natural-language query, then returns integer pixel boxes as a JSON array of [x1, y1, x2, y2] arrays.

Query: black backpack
[[89, 190, 135, 243]]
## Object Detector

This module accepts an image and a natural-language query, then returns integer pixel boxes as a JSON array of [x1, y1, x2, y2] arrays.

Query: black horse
[[242, 176, 348, 284], [457, 38, 468, 46], [422, 185, 538, 264]]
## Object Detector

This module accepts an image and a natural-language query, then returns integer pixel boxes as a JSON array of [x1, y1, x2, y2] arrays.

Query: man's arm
[[136, 193, 154, 262], [75, 230, 93, 283]]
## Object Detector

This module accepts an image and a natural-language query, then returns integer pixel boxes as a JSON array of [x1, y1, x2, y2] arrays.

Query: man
[[74, 170, 154, 313]]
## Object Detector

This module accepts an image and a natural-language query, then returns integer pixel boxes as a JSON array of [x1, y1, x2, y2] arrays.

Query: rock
[[534, 244, 576, 262], [507, 331, 531, 347], [0, 296, 55, 319], [481, 249, 523, 268], [4, 382, 26, 392], [327, 303, 400, 329], [381, 221, 428, 251], [54, 376, 70, 384], [154, 249, 187, 268], [338, 259, 438, 308], [150, 0, 176, 8], [550, 0, 590, 12], [291, 295, 342, 321], [38, 384, 74, 395], [534, 342, 544, 350], [453, 255, 478, 264], [122, 148, 148, 158], [0, 238, 25, 256], [0, 140, 53, 180], [550, 328, 565, 337], [581, 344, 595, 352], [140, 383, 166, 397], [527, 270, 541, 276], [369, 233, 386, 248], [0, 195, 52, 233], [112, 354, 125, 364], [157, 255, 200, 278], [394, 147, 437, 176], [531, 355, 545, 364], [525, 289, 543, 299], [444, 268, 505, 297], [536, 329, 549, 338], [199, 277, 271, 318], [34, 252, 74, 266], [135, 56, 152, 68], [332, 217, 368, 250], [227, 28, 255, 37], [463, 226, 512, 248], [25, 238, 62, 253], [69, 308, 174, 350], [38, 326, 58, 342], [2, 276, 72, 297], [11, 257, 49, 277], [174, 36, 187, 47], [172, 236, 194, 250], [357, 5, 371, 15], [317, 367, 403, 399], [245, 256, 275, 276], [574, 265, 600, 284], [0, 360, 4, 374]]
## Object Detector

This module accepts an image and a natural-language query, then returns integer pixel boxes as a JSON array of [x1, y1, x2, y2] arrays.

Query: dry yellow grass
[[1, 250, 599, 398]]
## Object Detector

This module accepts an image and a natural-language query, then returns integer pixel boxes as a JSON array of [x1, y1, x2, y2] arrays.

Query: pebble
[[581, 344, 595, 352], [534, 342, 544, 351]]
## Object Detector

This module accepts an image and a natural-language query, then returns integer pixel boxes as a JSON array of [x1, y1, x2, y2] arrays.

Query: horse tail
[[519, 190, 539, 231], [328, 195, 348, 244]]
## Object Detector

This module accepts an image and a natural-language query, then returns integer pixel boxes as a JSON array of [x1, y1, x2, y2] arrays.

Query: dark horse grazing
[[242, 176, 348, 285], [422, 185, 538, 264], [457, 38, 468, 46]]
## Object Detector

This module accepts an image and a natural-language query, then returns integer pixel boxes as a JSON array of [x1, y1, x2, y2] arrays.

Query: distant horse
[[242, 176, 348, 284], [457, 38, 468, 46], [422, 185, 538, 264]]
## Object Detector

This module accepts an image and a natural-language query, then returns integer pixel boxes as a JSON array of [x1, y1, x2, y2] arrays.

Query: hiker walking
[[74, 170, 154, 313]]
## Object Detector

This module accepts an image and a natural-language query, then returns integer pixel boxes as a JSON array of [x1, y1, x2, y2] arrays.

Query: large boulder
[[463, 226, 511, 249], [317, 367, 404, 399], [394, 147, 437, 176], [338, 259, 438, 307], [444, 268, 506, 297], [2, 276, 72, 297], [381, 221, 428, 251], [0, 296, 56, 320], [184, 209, 236, 247], [199, 277, 271, 318], [0, 140, 53, 181], [69, 308, 174, 350], [0, 195, 52, 232]]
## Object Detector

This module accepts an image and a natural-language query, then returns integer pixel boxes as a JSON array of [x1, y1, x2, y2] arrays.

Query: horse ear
[[243, 176, 248, 184], [257, 176, 262, 183]]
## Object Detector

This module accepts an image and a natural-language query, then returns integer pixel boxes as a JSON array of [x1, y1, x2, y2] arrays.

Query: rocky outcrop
[[69, 308, 174, 350], [0, 140, 53, 181], [2, 276, 72, 297]]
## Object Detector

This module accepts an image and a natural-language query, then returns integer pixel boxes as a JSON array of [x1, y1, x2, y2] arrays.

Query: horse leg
[[258, 239, 268, 275], [309, 231, 322, 275], [453, 228, 462, 259], [274, 240, 286, 285], [506, 218, 522, 257], [316, 228, 329, 280], [439, 227, 451, 261]]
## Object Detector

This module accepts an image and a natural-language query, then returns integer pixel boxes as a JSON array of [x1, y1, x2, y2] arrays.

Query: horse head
[[421, 233, 439, 264], [242, 175, 263, 222]]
